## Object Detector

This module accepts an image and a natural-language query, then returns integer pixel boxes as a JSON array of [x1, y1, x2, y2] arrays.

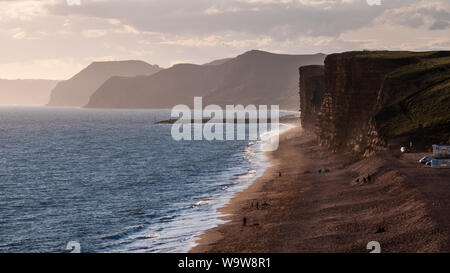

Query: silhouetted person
[[256, 202, 259, 210], [376, 227, 385, 234], [279, 171, 282, 177], [243, 217, 247, 226], [368, 174, 371, 183]]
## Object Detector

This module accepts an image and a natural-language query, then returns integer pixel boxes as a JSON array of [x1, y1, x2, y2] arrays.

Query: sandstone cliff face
[[300, 51, 450, 156], [317, 52, 400, 154], [299, 65, 324, 130]]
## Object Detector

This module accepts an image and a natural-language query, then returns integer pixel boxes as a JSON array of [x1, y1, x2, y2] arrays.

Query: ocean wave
[[135, 233, 160, 240], [159, 215, 178, 223], [191, 200, 211, 207], [101, 224, 145, 240], [108, 121, 293, 253]]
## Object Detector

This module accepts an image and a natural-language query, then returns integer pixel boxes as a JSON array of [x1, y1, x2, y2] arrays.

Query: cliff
[[85, 50, 326, 110], [300, 51, 450, 156], [86, 64, 220, 109], [47, 60, 161, 107], [203, 50, 326, 110], [0, 79, 58, 105], [299, 65, 324, 130]]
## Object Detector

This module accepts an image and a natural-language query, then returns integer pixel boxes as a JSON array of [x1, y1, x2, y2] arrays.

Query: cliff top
[[372, 51, 450, 144]]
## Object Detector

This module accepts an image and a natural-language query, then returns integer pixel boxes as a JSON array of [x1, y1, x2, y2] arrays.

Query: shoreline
[[190, 124, 450, 253], [187, 118, 299, 253]]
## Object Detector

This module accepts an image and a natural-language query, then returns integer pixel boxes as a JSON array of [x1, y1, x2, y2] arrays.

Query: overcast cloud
[[0, 0, 449, 79]]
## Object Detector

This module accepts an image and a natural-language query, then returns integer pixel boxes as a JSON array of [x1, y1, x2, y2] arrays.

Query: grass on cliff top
[[354, 51, 450, 74], [375, 53, 450, 143], [388, 56, 450, 79], [376, 79, 450, 135], [384, 56, 450, 105], [357, 50, 450, 60], [328, 50, 450, 144]]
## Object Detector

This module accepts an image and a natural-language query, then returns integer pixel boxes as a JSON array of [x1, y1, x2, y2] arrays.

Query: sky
[[0, 0, 449, 80]]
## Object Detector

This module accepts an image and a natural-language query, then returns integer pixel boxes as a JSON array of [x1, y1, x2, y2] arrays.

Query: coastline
[[190, 123, 450, 253]]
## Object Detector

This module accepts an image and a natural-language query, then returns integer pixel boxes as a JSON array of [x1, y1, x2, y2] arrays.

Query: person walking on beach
[[256, 202, 259, 210], [279, 171, 282, 177], [243, 217, 247, 226]]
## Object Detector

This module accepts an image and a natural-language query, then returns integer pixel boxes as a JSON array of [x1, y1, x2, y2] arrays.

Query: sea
[[0, 106, 293, 253]]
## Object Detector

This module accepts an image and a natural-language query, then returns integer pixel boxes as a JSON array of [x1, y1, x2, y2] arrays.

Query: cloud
[[45, 0, 391, 38], [203, 5, 241, 15], [430, 20, 449, 30], [82, 29, 107, 38], [42, 0, 448, 44], [160, 34, 273, 49], [0, 0, 449, 79], [0, 0, 54, 22], [375, 1, 450, 30], [10, 28, 28, 39]]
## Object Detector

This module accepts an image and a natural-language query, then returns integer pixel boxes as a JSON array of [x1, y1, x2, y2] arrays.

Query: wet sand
[[190, 125, 449, 253]]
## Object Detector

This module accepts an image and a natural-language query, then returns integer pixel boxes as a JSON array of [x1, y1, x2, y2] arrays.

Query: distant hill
[[0, 79, 58, 105], [203, 50, 326, 110], [86, 64, 221, 109], [47, 60, 162, 107], [203, 58, 233, 66], [85, 50, 326, 110]]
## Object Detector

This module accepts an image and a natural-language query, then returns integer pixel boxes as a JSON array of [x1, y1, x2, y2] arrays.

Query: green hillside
[[373, 51, 450, 144]]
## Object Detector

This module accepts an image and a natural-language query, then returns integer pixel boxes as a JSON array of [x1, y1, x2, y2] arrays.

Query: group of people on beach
[[356, 174, 372, 184], [244, 200, 271, 226], [243, 171, 282, 226]]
